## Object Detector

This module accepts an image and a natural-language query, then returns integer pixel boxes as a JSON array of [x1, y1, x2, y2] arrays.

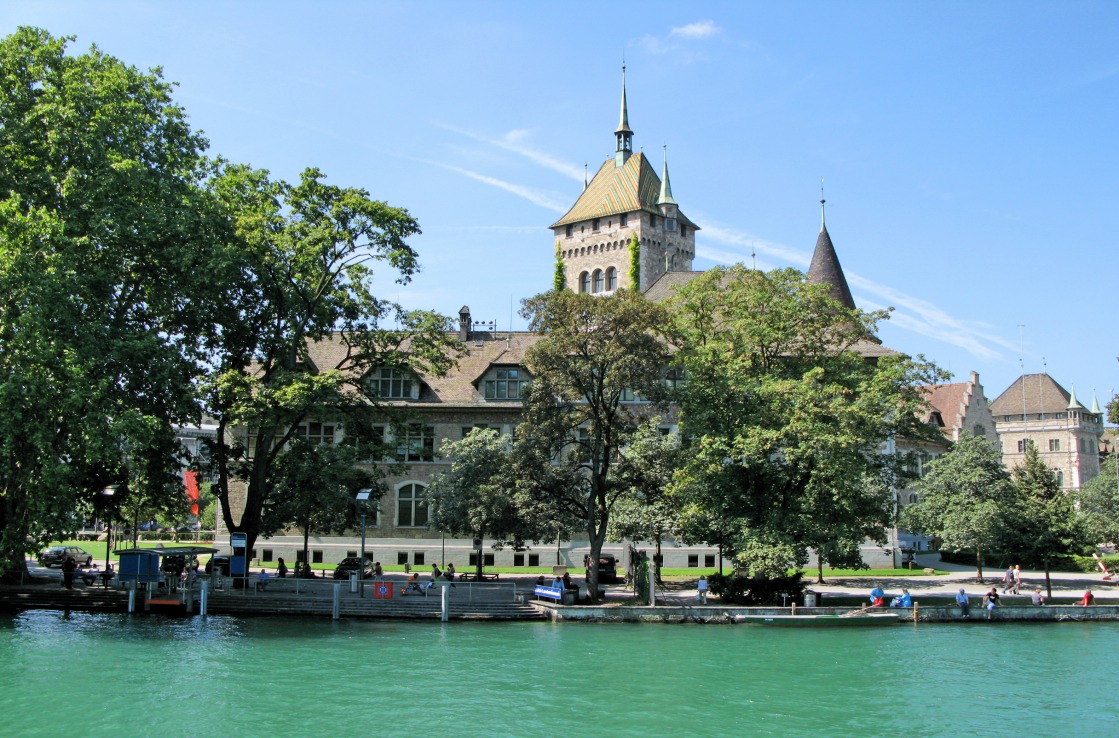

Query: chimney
[[458, 306, 471, 341]]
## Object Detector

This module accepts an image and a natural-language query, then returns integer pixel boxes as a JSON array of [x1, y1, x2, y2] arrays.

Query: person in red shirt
[[1079, 588, 1095, 607]]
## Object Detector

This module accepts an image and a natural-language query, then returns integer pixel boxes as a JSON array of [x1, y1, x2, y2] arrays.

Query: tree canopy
[[666, 265, 944, 576]]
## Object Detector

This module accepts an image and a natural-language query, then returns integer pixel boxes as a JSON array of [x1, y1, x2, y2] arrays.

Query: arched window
[[397, 483, 428, 527], [593, 269, 604, 293], [605, 267, 617, 291], [579, 271, 590, 293], [908, 493, 919, 505]]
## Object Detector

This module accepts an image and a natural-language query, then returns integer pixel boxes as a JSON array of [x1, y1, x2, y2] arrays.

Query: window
[[528, 553, 540, 566], [1017, 439, 1031, 453], [605, 267, 617, 291], [514, 553, 524, 567], [484, 368, 529, 400], [396, 425, 434, 462], [680, 224, 687, 238], [665, 218, 676, 232], [620, 213, 628, 227], [663, 366, 687, 391], [565, 225, 573, 238], [469, 553, 496, 567], [579, 271, 590, 293], [650, 214, 658, 228], [1049, 439, 1060, 452], [705, 554, 715, 568], [346, 550, 357, 558], [593, 269, 604, 293], [366, 367, 416, 400], [294, 422, 335, 445], [1056, 471, 1064, 486], [620, 388, 645, 402], [397, 551, 408, 565], [262, 549, 273, 562], [414, 552, 425, 566], [687, 554, 699, 568], [397, 483, 429, 527], [462, 423, 494, 439], [973, 424, 986, 437], [312, 550, 323, 564], [592, 218, 600, 231]]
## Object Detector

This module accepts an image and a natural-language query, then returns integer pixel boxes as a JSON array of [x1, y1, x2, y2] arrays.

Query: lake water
[[1, 610, 1116, 737]]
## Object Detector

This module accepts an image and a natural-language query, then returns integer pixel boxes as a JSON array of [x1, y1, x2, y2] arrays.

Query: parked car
[[38, 546, 94, 568], [204, 556, 231, 576], [585, 553, 619, 583], [333, 557, 374, 579]]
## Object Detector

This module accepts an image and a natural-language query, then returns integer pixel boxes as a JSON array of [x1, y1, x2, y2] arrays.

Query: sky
[[4, 1, 1118, 414]]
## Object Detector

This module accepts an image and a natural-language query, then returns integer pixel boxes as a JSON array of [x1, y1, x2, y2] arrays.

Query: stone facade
[[989, 373, 1105, 491]]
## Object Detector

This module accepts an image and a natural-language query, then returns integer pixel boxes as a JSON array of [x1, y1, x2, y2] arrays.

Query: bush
[[708, 571, 805, 606]]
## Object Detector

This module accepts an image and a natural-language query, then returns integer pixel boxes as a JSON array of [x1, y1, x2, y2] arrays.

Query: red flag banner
[[184, 470, 200, 516]]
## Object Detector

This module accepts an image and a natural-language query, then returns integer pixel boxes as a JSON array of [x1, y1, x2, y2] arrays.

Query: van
[[585, 554, 619, 583]]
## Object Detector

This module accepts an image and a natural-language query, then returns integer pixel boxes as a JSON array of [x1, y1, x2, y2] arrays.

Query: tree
[[0, 28, 225, 580], [666, 265, 942, 578], [552, 242, 567, 292], [426, 429, 567, 578], [627, 233, 640, 290], [1078, 454, 1119, 547], [1003, 441, 1088, 598], [514, 288, 671, 601], [203, 163, 459, 557], [901, 431, 1017, 582], [608, 419, 684, 584], [261, 440, 376, 570]]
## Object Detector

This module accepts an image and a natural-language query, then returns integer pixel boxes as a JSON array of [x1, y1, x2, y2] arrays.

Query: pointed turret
[[1092, 392, 1102, 414], [615, 64, 633, 167], [806, 196, 856, 310], [1068, 384, 1079, 410]]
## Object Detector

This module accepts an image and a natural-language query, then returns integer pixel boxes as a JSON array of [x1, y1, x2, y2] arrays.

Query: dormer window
[[365, 367, 418, 400], [592, 218, 601, 231], [620, 213, 628, 227], [484, 368, 529, 400]]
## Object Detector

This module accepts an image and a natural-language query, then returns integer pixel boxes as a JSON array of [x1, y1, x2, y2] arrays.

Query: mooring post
[[332, 582, 341, 620], [200, 581, 209, 616], [441, 583, 449, 622], [127, 582, 136, 614]]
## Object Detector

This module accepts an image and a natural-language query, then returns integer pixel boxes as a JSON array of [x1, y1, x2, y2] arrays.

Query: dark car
[[585, 553, 619, 583], [204, 556, 231, 576], [333, 557, 374, 579], [38, 546, 94, 568]]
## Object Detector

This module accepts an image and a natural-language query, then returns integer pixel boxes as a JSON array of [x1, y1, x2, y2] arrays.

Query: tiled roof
[[642, 271, 704, 302], [990, 373, 1086, 415], [550, 153, 697, 229], [921, 381, 970, 437], [807, 225, 856, 310], [304, 331, 543, 409]]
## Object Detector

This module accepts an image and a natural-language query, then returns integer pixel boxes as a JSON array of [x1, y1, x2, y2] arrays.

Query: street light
[[356, 489, 371, 598], [101, 485, 118, 573]]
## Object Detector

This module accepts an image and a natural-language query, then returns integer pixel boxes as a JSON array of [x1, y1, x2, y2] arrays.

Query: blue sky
[[5, 1, 1118, 412]]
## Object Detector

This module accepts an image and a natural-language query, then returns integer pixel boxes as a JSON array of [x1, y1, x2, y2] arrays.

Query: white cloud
[[670, 21, 721, 39], [422, 159, 569, 213], [437, 123, 585, 182]]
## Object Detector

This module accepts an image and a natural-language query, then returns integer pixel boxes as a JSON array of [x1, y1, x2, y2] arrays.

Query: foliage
[[261, 439, 375, 565], [708, 571, 806, 606], [552, 241, 566, 292], [1078, 455, 1119, 545], [627, 233, 640, 290], [513, 288, 671, 601], [901, 431, 1017, 580], [202, 163, 460, 554], [0, 28, 224, 580], [666, 265, 944, 573], [1002, 442, 1089, 585]]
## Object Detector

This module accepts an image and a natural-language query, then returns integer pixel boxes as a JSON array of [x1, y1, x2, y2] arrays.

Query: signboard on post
[[373, 582, 394, 599]]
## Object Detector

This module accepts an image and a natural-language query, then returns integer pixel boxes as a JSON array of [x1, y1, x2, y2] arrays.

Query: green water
[[1, 611, 1116, 737]]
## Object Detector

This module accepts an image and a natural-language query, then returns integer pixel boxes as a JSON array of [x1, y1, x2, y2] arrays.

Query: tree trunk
[[1045, 558, 1052, 600], [817, 557, 825, 585], [302, 526, 310, 577], [654, 536, 663, 585], [975, 545, 984, 583]]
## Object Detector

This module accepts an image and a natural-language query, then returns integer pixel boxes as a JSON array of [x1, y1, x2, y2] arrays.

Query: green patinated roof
[[550, 152, 697, 229]]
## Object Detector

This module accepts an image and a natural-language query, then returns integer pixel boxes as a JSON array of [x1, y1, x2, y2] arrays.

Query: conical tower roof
[[658, 146, 676, 206], [806, 199, 856, 309], [616, 65, 633, 136]]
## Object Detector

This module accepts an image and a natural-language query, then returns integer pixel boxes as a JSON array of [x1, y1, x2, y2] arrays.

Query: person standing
[[1012, 565, 1022, 595], [373, 561, 383, 580], [61, 555, 76, 589], [697, 576, 709, 604], [956, 588, 970, 618], [1002, 566, 1014, 594], [277, 557, 288, 578]]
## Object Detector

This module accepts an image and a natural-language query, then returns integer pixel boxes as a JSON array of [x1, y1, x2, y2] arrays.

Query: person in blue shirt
[[891, 589, 912, 607], [955, 588, 970, 618], [869, 584, 885, 606]]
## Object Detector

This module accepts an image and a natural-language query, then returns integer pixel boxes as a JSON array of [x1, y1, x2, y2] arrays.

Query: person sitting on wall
[[562, 572, 575, 590], [891, 589, 912, 608], [255, 568, 270, 591], [1080, 588, 1095, 607], [400, 573, 423, 596], [869, 584, 885, 607], [1032, 588, 1046, 606]]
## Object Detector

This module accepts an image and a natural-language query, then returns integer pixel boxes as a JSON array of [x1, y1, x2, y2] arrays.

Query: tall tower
[[551, 69, 698, 294], [806, 195, 856, 309]]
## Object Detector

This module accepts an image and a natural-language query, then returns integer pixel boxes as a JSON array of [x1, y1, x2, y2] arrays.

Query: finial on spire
[[584, 162, 588, 190], [820, 177, 826, 229], [615, 61, 633, 166]]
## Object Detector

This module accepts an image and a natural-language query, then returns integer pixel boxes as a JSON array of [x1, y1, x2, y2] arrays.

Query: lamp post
[[101, 485, 118, 573], [356, 489, 371, 598]]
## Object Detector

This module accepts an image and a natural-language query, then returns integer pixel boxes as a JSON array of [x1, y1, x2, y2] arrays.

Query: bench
[[458, 572, 499, 581], [534, 585, 564, 603]]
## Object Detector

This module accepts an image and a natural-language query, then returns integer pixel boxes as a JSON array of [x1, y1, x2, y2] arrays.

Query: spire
[[1091, 392, 1101, 414], [1068, 384, 1079, 410], [806, 193, 856, 310], [658, 144, 677, 205], [615, 63, 633, 167]]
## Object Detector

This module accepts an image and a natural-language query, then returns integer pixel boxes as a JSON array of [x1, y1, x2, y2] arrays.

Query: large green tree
[[0, 28, 226, 579], [1078, 454, 1119, 547], [901, 431, 1017, 582], [1003, 441, 1088, 597], [514, 288, 671, 601], [204, 164, 459, 556], [667, 265, 942, 577]]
